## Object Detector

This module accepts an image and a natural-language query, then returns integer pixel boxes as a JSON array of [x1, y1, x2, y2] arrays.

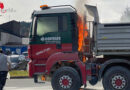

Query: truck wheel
[[51, 67, 81, 90], [102, 66, 130, 90]]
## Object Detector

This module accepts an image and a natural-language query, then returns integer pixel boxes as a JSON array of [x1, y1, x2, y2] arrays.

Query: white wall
[[0, 32, 22, 46], [0, 32, 8, 46], [22, 38, 29, 45], [7, 33, 22, 43]]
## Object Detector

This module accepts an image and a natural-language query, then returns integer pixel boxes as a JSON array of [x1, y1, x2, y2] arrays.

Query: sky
[[0, 0, 130, 24], [98, 0, 130, 22]]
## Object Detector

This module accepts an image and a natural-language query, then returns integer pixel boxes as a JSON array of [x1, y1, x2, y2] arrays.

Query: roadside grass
[[9, 70, 29, 77]]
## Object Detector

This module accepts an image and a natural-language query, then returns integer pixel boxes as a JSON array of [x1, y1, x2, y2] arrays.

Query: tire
[[51, 66, 81, 90], [102, 66, 130, 90]]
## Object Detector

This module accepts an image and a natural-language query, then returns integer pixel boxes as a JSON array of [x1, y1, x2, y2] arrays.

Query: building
[[0, 20, 30, 54]]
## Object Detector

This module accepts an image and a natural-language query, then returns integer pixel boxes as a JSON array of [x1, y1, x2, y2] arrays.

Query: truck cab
[[29, 5, 78, 59], [28, 5, 82, 83]]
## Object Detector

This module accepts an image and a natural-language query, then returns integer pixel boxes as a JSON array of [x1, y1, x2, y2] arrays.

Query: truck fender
[[99, 59, 130, 80], [45, 52, 79, 74], [76, 61, 87, 85]]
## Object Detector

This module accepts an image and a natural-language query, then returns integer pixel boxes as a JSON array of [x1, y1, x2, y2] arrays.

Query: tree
[[121, 7, 130, 22]]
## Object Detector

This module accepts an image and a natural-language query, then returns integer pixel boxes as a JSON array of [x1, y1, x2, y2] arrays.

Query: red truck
[[28, 4, 130, 90]]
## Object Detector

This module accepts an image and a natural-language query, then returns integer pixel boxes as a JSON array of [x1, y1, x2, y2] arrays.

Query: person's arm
[[7, 56, 12, 70]]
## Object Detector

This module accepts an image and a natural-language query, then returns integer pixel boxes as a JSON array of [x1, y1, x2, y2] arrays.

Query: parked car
[[22, 52, 30, 61], [8, 55, 29, 70], [22, 52, 28, 56]]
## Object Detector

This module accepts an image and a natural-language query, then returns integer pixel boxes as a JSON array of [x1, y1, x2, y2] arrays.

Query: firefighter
[[0, 49, 11, 90]]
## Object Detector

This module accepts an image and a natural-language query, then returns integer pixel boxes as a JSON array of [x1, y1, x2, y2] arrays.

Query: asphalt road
[[4, 78, 104, 90]]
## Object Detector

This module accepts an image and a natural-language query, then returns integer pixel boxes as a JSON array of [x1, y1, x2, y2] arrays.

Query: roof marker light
[[40, 5, 49, 9]]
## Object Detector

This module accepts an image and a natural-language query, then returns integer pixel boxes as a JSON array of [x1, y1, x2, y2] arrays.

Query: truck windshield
[[31, 15, 69, 37], [36, 16, 58, 36]]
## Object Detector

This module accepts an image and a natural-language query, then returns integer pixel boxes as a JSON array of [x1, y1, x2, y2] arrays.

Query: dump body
[[95, 23, 130, 56], [86, 5, 130, 56]]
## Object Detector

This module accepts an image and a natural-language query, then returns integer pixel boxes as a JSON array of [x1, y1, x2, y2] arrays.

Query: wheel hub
[[115, 79, 122, 86], [62, 79, 69, 86], [59, 75, 72, 89], [111, 75, 126, 89]]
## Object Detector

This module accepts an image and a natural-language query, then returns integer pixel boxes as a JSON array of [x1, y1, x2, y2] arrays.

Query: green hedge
[[9, 70, 29, 77]]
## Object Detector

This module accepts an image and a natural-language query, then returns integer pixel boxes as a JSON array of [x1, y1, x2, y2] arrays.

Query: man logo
[[0, 2, 6, 13]]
